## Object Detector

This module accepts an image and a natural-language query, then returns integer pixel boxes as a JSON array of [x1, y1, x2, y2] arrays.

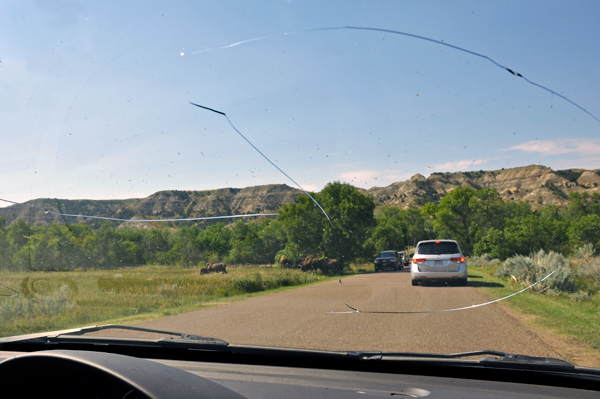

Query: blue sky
[[1, 1, 599, 205]]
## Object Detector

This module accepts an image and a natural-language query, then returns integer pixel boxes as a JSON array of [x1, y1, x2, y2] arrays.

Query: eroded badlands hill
[[367, 165, 600, 209], [2, 165, 599, 227]]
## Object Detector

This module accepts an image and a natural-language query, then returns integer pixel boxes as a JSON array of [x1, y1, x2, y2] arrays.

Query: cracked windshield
[[1, 1, 600, 367]]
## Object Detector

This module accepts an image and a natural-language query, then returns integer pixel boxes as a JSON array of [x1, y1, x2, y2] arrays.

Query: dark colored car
[[374, 250, 403, 272]]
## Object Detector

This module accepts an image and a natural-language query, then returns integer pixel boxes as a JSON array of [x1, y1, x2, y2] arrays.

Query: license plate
[[433, 260, 443, 266]]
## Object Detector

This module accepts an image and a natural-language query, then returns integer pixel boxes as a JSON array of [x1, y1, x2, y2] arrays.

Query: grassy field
[[469, 266, 600, 352], [0, 265, 343, 337]]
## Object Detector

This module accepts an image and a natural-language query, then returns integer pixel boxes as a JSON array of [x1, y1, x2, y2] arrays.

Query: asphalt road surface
[[136, 269, 558, 357]]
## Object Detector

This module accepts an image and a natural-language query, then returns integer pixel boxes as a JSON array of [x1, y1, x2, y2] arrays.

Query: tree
[[165, 226, 202, 266], [278, 193, 327, 260], [141, 228, 173, 264], [228, 220, 265, 264], [367, 206, 408, 254], [422, 187, 507, 254], [7, 218, 31, 251], [197, 223, 231, 260], [568, 214, 600, 250], [0, 217, 10, 269], [474, 205, 569, 260], [257, 219, 286, 264], [278, 182, 375, 263], [319, 182, 376, 261], [402, 206, 434, 248]]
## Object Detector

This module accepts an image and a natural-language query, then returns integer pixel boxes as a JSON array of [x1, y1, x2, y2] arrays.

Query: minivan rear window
[[417, 242, 460, 255]]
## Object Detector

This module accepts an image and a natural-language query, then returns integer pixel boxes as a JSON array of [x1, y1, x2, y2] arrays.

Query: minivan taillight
[[412, 258, 426, 264], [451, 257, 465, 263]]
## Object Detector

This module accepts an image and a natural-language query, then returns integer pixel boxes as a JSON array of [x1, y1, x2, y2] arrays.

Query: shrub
[[574, 243, 596, 259], [0, 285, 73, 323], [469, 253, 492, 267], [495, 250, 576, 293], [470, 254, 501, 274], [572, 253, 600, 295], [569, 291, 592, 302], [231, 273, 265, 294], [222, 270, 320, 296], [159, 284, 179, 298]]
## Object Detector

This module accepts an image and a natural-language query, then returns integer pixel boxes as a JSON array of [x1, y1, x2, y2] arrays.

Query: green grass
[[0, 265, 344, 337], [469, 266, 600, 351]]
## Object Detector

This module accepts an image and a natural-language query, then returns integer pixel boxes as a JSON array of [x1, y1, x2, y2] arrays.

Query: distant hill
[[2, 165, 599, 228], [367, 165, 600, 209], [0, 184, 303, 228]]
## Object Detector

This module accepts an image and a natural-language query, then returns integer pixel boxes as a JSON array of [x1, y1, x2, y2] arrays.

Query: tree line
[[0, 182, 598, 271]]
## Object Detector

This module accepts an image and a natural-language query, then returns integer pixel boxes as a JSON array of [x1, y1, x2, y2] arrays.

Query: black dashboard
[[0, 349, 598, 398]]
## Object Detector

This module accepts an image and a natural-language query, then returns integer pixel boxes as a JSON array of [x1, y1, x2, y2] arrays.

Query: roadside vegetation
[[0, 265, 337, 337], [469, 246, 600, 351]]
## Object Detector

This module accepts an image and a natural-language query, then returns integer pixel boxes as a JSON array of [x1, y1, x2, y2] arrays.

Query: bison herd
[[279, 255, 343, 274], [199, 257, 343, 275]]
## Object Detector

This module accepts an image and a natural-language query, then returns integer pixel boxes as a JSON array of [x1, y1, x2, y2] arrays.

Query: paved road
[[136, 269, 558, 356]]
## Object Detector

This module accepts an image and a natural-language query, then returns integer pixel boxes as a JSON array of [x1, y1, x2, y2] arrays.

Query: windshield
[[378, 251, 396, 258], [417, 242, 460, 255], [1, 1, 599, 369]]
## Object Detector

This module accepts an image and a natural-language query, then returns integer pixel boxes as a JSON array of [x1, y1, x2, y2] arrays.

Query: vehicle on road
[[374, 250, 403, 272], [398, 251, 409, 267], [411, 240, 467, 286]]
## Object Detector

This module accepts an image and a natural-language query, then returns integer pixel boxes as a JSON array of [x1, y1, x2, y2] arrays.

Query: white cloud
[[428, 159, 489, 172], [503, 139, 600, 156]]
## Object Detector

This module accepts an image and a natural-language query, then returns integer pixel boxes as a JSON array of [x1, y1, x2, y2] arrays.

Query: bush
[[495, 250, 576, 293], [469, 254, 501, 274], [572, 251, 600, 295], [159, 284, 179, 298], [231, 273, 265, 294], [469, 253, 492, 266], [574, 243, 596, 259], [569, 291, 592, 302], [224, 271, 318, 296], [0, 285, 73, 322]]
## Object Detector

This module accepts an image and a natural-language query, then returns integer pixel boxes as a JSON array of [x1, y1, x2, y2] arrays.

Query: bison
[[299, 257, 343, 274], [279, 255, 295, 269], [319, 258, 343, 274], [200, 262, 227, 274], [300, 256, 319, 272]]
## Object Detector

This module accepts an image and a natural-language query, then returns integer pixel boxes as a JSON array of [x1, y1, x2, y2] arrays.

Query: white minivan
[[411, 240, 467, 286]]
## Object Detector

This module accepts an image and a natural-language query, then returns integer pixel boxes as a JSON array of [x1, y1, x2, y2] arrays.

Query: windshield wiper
[[347, 349, 586, 373], [383, 349, 571, 363], [479, 352, 576, 370], [0, 324, 229, 348]]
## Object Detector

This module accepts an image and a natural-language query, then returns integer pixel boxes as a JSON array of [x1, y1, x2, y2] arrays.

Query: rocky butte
[[1, 165, 599, 228], [367, 165, 600, 209]]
